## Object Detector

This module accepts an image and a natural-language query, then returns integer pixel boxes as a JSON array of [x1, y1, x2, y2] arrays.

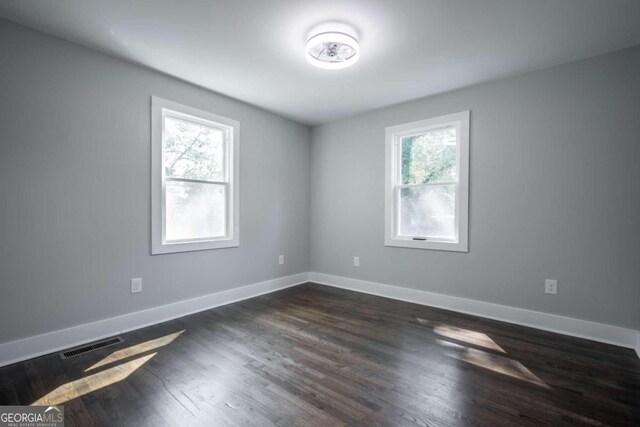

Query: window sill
[[384, 237, 468, 252], [151, 238, 239, 255]]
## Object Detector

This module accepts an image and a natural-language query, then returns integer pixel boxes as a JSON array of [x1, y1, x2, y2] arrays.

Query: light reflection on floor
[[32, 352, 157, 406], [32, 330, 186, 406], [86, 330, 185, 371], [433, 324, 506, 353], [437, 339, 549, 388], [417, 318, 548, 388], [417, 318, 505, 353]]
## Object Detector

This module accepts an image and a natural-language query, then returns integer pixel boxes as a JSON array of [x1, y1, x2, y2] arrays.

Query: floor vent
[[59, 336, 123, 360]]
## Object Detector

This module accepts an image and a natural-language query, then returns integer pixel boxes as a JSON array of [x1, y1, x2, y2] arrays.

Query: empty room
[[0, 1, 639, 426]]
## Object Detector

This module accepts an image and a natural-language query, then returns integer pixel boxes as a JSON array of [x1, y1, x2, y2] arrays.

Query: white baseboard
[[0, 273, 309, 368], [308, 272, 639, 351]]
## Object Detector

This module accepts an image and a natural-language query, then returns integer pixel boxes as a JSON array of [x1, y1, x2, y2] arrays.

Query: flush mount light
[[305, 28, 360, 70]]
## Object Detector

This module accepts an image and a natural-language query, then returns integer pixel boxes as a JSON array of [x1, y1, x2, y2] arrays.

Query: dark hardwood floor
[[1, 283, 639, 426]]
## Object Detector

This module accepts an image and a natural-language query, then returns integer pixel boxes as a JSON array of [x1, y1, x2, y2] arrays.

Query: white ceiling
[[1, 1, 640, 125]]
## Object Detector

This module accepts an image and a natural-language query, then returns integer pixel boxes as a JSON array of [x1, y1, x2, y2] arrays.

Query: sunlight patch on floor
[[416, 318, 506, 353], [32, 352, 157, 406], [437, 339, 549, 388], [433, 324, 506, 353], [85, 330, 185, 372]]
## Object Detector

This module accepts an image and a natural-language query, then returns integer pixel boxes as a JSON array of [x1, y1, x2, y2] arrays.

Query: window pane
[[399, 184, 456, 239], [401, 127, 456, 184], [165, 181, 226, 241], [163, 116, 224, 181]]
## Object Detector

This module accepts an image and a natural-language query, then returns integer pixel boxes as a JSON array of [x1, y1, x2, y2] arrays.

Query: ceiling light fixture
[[305, 25, 360, 70]]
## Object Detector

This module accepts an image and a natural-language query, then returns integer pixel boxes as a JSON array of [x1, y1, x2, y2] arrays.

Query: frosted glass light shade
[[305, 31, 360, 70]]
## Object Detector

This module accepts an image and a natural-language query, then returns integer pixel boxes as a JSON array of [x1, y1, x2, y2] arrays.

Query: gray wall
[[0, 19, 311, 343], [1, 18, 638, 346], [310, 46, 640, 329]]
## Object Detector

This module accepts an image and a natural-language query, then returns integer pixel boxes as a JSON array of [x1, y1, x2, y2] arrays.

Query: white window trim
[[385, 111, 469, 252], [151, 96, 239, 254]]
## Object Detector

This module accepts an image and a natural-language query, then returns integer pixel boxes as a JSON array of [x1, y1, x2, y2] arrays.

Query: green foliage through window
[[401, 127, 456, 185], [163, 116, 224, 182]]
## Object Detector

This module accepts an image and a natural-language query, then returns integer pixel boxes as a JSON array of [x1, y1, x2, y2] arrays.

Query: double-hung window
[[385, 111, 469, 252], [151, 97, 239, 254]]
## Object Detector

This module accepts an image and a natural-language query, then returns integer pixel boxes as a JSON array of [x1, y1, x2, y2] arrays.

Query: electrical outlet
[[353, 256, 360, 267], [279, 255, 284, 265], [545, 279, 558, 295], [131, 278, 142, 294]]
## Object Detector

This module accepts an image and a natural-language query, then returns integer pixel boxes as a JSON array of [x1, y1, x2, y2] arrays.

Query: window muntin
[[385, 111, 469, 252], [152, 97, 239, 254]]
